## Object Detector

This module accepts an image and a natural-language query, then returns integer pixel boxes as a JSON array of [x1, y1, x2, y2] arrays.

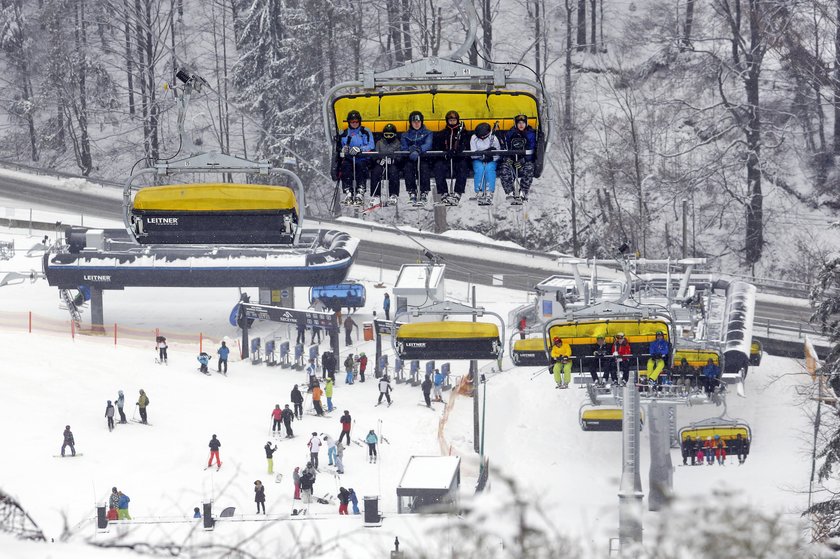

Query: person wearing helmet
[[338, 110, 375, 205], [432, 110, 470, 205], [470, 122, 501, 203], [499, 114, 537, 203], [645, 331, 671, 385], [550, 337, 572, 389], [611, 332, 633, 385], [400, 111, 433, 204], [370, 123, 401, 206]]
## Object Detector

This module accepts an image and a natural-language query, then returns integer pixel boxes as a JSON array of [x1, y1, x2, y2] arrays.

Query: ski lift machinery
[[321, 0, 551, 210]]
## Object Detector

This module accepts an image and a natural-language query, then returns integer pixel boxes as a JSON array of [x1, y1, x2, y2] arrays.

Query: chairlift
[[678, 415, 752, 458], [392, 300, 504, 361], [579, 404, 644, 432]]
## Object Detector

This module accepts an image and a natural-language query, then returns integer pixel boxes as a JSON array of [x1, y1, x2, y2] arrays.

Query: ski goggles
[[383, 132, 396, 139]]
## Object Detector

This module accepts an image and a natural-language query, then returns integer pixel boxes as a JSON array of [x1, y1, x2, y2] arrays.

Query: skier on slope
[[338, 410, 352, 445], [156, 336, 168, 364], [323, 434, 337, 467], [105, 401, 115, 432], [197, 352, 211, 375], [308, 432, 322, 469], [290, 384, 304, 419], [377, 375, 393, 406], [60, 426, 75, 457], [365, 430, 379, 463], [338, 487, 350, 515], [264, 441, 278, 474], [344, 354, 355, 384], [281, 404, 295, 438], [358, 352, 368, 383], [137, 389, 150, 424], [299, 467, 315, 506], [433, 369, 445, 402], [271, 404, 282, 434], [217, 341, 230, 375], [348, 488, 360, 514], [116, 390, 127, 424], [208, 435, 222, 469], [293, 466, 301, 500], [421, 375, 433, 407], [335, 441, 345, 474]]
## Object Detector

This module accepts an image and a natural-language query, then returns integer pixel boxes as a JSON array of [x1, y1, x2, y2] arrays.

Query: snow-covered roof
[[394, 264, 445, 293], [398, 456, 460, 491]]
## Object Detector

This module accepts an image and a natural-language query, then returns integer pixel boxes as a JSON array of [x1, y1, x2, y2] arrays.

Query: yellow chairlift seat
[[396, 321, 501, 360], [749, 340, 763, 366], [511, 337, 550, 366], [579, 406, 644, 432], [672, 348, 720, 369], [130, 183, 299, 245], [678, 417, 752, 459]]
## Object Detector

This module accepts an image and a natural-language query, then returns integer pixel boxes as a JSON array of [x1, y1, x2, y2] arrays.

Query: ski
[[204, 464, 222, 471], [53, 454, 83, 458], [130, 419, 153, 426]]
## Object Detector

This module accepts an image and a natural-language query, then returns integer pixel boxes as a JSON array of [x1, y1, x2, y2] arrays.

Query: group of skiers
[[196, 341, 231, 375], [681, 433, 750, 466], [107, 487, 131, 520], [99, 389, 146, 433], [336, 109, 537, 207], [550, 333, 723, 393]]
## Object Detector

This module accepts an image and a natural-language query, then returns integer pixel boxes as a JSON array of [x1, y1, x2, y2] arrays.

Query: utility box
[[393, 264, 446, 322]]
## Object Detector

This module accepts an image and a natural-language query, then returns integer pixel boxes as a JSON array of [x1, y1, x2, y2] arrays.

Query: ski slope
[[0, 226, 815, 557]]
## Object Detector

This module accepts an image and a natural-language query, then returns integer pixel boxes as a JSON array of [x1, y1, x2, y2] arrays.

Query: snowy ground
[[0, 225, 818, 557]]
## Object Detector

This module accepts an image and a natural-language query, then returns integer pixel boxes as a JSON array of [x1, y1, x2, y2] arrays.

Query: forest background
[[0, 0, 838, 280]]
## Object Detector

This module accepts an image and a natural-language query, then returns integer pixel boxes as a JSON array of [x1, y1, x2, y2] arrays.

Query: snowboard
[[274, 473, 284, 484]]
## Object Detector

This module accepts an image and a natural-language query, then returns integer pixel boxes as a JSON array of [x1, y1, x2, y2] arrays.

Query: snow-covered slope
[[0, 227, 816, 557]]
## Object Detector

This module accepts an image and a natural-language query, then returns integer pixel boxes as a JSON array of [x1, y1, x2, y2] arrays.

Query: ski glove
[[378, 157, 387, 167], [409, 149, 420, 162], [512, 160, 523, 170], [348, 147, 361, 156], [482, 152, 494, 163]]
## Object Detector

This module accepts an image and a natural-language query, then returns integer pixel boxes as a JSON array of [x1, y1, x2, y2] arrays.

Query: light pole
[[639, 174, 654, 258], [479, 373, 488, 480]]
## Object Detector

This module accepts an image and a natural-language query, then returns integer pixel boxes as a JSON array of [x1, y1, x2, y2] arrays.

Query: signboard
[[374, 319, 406, 336], [242, 303, 336, 329]]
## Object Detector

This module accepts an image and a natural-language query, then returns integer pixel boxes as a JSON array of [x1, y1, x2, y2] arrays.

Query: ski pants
[[339, 502, 348, 515], [335, 454, 344, 473], [403, 158, 431, 194], [472, 160, 497, 193], [208, 450, 221, 467], [345, 328, 353, 346], [301, 489, 312, 504], [327, 397, 333, 412], [218, 358, 227, 373], [283, 419, 293, 437], [139, 407, 148, 423], [434, 384, 443, 401], [433, 157, 469, 195], [118, 508, 131, 520], [339, 430, 351, 445], [267, 458, 274, 474], [159, 348, 168, 362], [367, 442, 377, 458], [352, 502, 359, 514], [423, 391, 431, 407], [310, 451, 319, 469], [646, 358, 665, 381], [117, 406, 126, 423], [61, 442, 75, 456], [328, 446, 337, 466], [257, 501, 265, 514], [294, 403, 303, 419], [272, 418, 281, 432], [552, 361, 572, 386], [294, 483, 301, 500], [107, 417, 114, 431], [313, 400, 324, 416], [377, 391, 391, 405], [498, 158, 534, 195], [340, 156, 369, 194], [369, 158, 400, 197], [345, 370, 354, 384]]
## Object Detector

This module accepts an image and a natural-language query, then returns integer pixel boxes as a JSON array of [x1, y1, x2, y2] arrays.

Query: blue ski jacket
[[504, 126, 537, 161], [702, 363, 720, 379], [218, 345, 230, 360], [365, 432, 378, 444], [118, 494, 130, 509], [401, 126, 433, 161], [340, 126, 375, 159], [648, 339, 670, 359]]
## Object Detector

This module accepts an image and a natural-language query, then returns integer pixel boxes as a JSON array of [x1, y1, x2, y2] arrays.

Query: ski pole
[[530, 367, 548, 380]]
